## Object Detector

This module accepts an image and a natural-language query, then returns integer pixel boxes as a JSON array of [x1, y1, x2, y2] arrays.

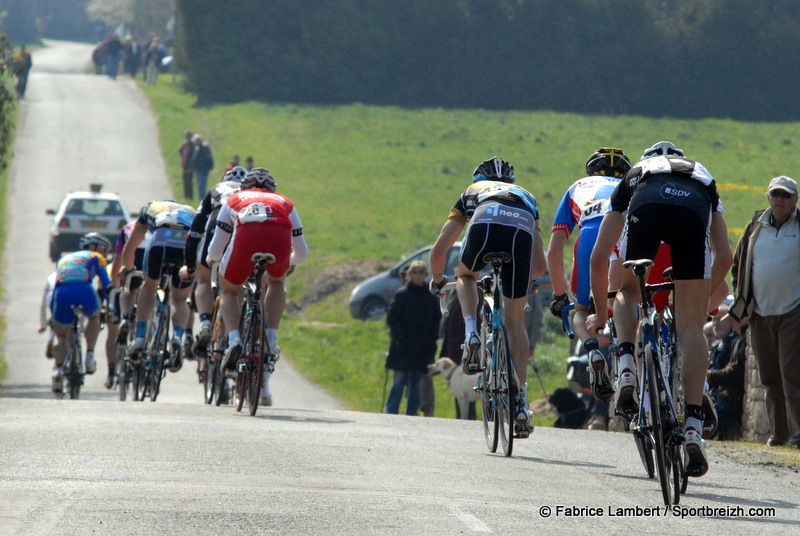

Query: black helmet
[[79, 232, 112, 251], [642, 140, 684, 159], [241, 167, 277, 191], [472, 157, 515, 183], [585, 147, 632, 178]]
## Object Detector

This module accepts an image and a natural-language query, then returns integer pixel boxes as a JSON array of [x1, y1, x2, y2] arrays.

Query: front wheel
[[646, 343, 674, 506]]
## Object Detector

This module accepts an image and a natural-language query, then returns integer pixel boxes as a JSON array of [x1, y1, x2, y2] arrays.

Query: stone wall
[[741, 329, 771, 443]]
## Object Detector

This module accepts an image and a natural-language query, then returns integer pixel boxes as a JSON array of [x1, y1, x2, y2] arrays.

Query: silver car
[[46, 184, 132, 262], [348, 242, 463, 320]]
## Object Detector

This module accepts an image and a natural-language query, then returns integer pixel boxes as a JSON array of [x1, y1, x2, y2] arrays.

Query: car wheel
[[49, 242, 60, 263], [360, 296, 388, 321]]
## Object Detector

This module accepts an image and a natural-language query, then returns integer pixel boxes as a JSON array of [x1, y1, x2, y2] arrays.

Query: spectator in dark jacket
[[707, 324, 748, 440], [178, 130, 194, 199], [190, 134, 214, 200], [385, 260, 441, 415]]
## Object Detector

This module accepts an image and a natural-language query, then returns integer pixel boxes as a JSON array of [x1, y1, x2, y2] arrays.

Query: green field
[[140, 77, 800, 421]]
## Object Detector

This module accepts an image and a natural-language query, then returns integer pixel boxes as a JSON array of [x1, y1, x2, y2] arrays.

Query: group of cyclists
[[45, 166, 308, 407], [47, 139, 731, 479], [430, 141, 732, 480]]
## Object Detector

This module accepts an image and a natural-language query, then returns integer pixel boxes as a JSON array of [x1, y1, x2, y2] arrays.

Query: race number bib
[[238, 203, 272, 223]]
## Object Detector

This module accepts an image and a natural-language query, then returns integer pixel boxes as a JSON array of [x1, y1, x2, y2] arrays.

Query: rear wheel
[[495, 325, 514, 457], [633, 428, 655, 479]]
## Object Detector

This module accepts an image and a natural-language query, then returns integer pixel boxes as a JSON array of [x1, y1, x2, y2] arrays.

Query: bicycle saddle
[[622, 258, 653, 273], [251, 252, 276, 265], [483, 252, 512, 264]]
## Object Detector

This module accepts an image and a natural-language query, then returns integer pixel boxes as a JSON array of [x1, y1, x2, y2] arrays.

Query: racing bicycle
[[60, 305, 86, 400], [233, 252, 279, 416]]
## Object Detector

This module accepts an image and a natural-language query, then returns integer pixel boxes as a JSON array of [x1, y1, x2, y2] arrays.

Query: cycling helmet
[[642, 140, 684, 159], [224, 165, 248, 183], [79, 232, 112, 251], [472, 157, 515, 183], [585, 147, 632, 178], [241, 167, 277, 191]]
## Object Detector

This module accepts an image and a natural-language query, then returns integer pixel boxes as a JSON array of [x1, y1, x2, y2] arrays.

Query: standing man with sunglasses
[[728, 175, 800, 449]]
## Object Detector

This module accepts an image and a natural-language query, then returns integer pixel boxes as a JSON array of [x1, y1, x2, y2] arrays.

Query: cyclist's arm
[[288, 208, 308, 266], [120, 223, 147, 273], [430, 218, 464, 282], [588, 211, 625, 329], [547, 229, 569, 296], [531, 226, 546, 280], [206, 204, 233, 264]]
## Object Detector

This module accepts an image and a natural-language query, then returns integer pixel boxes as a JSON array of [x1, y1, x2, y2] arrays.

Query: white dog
[[428, 357, 480, 419]]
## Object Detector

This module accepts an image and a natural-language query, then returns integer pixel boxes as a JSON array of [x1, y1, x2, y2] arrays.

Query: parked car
[[46, 184, 132, 262], [349, 242, 463, 321], [349, 242, 552, 321]]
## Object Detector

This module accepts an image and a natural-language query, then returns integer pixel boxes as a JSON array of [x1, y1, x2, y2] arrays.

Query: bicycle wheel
[[68, 366, 81, 400], [495, 325, 514, 457], [117, 348, 129, 402], [235, 364, 247, 412], [633, 427, 655, 479], [245, 306, 264, 416], [645, 342, 674, 506], [480, 306, 498, 452], [133, 361, 146, 401], [149, 312, 170, 402]]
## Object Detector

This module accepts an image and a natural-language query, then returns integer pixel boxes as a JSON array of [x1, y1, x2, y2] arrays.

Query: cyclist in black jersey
[[586, 141, 732, 478], [429, 157, 546, 432]]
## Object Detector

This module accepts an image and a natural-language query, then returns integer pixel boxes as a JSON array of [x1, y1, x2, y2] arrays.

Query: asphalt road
[[0, 41, 798, 536]]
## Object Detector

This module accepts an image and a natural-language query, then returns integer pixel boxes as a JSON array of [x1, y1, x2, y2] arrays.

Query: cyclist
[[548, 148, 632, 426], [429, 157, 546, 433], [587, 141, 733, 477], [49, 233, 113, 395], [179, 165, 246, 383], [206, 167, 309, 406], [119, 200, 197, 372]]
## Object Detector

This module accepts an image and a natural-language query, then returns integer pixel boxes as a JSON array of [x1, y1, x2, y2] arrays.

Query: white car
[[46, 184, 132, 262]]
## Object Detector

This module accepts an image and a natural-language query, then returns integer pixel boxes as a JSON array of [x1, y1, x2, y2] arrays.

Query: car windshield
[[66, 198, 124, 216]]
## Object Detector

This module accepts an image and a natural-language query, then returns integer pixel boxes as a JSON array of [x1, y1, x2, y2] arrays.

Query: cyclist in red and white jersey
[[206, 167, 309, 405]]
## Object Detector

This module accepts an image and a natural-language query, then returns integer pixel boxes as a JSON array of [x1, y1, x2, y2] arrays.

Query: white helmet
[[642, 141, 684, 159]]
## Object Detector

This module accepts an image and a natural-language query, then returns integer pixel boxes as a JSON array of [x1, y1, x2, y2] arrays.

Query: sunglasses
[[769, 190, 795, 199], [409, 270, 427, 275]]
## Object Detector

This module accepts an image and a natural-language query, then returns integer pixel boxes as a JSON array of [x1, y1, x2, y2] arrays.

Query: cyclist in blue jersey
[[50, 233, 113, 395], [430, 157, 546, 433], [587, 141, 733, 477], [548, 148, 632, 428]]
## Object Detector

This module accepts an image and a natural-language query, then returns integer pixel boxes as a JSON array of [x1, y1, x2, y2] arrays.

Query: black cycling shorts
[[143, 245, 193, 289], [460, 222, 533, 299], [622, 177, 713, 280]]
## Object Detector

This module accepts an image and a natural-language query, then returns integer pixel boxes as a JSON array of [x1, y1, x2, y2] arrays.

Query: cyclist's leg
[[673, 279, 711, 409], [503, 296, 530, 385], [218, 276, 245, 342]]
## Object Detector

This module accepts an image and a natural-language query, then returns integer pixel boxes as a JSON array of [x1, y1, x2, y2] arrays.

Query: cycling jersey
[[451, 181, 540, 299], [610, 155, 722, 214], [134, 200, 196, 233], [185, 180, 241, 271], [552, 175, 620, 307], [51, 250, 111, 327], [208, 188, 308, 284], [135, 201, 196, 285]]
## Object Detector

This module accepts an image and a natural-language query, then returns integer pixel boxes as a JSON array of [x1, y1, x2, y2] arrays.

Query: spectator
[[92, 42, 105, 74], [12, 45, 33, 98], [437, 270, 482, 419], [729, 175, 800, 449], [190, 134, 214, 200], [707, 323, 748, 440], [143, 39, 163, 85], [105, 34, 122, 79], [707, 304, 739, 397], [245, 156, 254, 171], [123, 35, 141, 77], [225, 154, 241, 175], [178, 130, 194, 199], [385, 260, 441, 416]]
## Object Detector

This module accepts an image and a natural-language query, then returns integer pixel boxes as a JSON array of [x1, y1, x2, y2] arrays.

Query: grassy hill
[[141, 77, 800, 419]]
